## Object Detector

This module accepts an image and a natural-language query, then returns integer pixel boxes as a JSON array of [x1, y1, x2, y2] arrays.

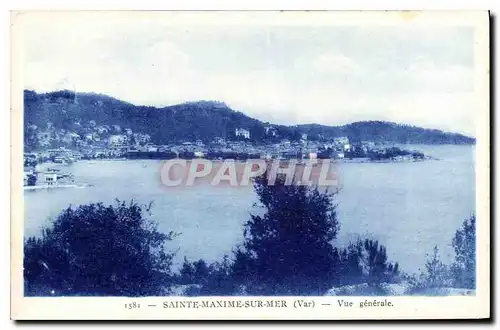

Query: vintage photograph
[[11, 11, 490, 320]]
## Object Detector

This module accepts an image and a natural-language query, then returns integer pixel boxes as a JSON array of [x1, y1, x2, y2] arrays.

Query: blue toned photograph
[[22, 14, 476, 297]]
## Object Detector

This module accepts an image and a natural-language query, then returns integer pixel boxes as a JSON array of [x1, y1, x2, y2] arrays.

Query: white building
[[308, 152, 318, 160], [147, 146, 159, 152], [235, 128, 251, 139], [108, 134, 128, 147], [194, 151, 205, 158], [43, 172, 58, 186]]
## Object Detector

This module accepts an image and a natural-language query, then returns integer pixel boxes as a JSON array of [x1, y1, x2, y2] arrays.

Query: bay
[[24, 145, 475, 275]]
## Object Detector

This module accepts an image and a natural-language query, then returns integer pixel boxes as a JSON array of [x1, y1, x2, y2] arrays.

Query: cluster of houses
[[26, 122, 417, 187], [120, 128, 359, 161], [26, 131, 360, 164], [28, 121, 362, 160], [28, 121, 152, 151], [23, 162, 70, 187], [23, 149, 78, 187]]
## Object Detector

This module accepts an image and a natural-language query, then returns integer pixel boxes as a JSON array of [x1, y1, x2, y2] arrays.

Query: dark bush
[[179, 257, 210, 285], [451, 215, 476, 289], [337, 239, 399, 286], [24, 200, 176, 296], [407, 215, 476, 294], [178, 255, 242, 296], [198, 255, 240, 296], [26, 174, 37, 186]]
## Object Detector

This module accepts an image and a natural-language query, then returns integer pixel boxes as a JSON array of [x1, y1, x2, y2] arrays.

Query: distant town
[[23, 121, 428, 187], [23, 89, 472, 188]]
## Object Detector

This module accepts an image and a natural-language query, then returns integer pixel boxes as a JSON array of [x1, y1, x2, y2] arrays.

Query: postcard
[[10, 10, 490, 320]]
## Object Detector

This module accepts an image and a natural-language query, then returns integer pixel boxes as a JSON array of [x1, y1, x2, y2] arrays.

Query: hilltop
[[298, 122, 475, 145], [23, 90, 475, 150]]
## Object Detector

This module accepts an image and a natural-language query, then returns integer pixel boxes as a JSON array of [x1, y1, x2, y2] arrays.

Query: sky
[[19, 13, 476, 136]]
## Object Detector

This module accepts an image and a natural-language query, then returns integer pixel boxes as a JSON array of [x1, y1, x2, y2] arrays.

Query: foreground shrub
[[178, 255, 241, 296], [24, 200, 176, 296], [406, 246, 452, 294], [407, 215, 476, 294], [336, 239, 400, 287], [451, 215, 476, 289]]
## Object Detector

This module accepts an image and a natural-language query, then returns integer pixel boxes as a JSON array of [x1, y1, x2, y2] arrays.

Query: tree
[[179, 257, 210, 285], [337, 239, 399, 286], [199, 255, 239, 296], [424, 246, 450, 288], [26, 174, 37, 186], [407, 216, 476, 294], [234, 173, 340, 295], [451, 215, 476, 289], [24, 200, 176, 296]]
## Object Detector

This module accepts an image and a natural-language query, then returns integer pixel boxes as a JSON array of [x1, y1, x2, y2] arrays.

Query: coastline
[[23, 184, 90, 191], [32, 155, 439, 168]]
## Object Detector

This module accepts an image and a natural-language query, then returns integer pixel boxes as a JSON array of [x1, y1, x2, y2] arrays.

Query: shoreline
[[23, 184, 89, 191], [34, 156, 439, 168]]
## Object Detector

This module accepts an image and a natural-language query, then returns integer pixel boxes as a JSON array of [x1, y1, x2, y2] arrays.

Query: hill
[[298, 122, 475, 145], [23, 90, 475, 149]]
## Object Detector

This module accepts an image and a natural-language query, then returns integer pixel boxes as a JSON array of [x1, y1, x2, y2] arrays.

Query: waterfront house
[[147, 145, 159, 152], [53, 156, 67, 164], [194, 151, 205, 158], [42, 172, 58, 186]]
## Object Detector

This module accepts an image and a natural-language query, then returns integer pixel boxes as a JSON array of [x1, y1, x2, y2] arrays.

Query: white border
[[9, 10, 490, 321]]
